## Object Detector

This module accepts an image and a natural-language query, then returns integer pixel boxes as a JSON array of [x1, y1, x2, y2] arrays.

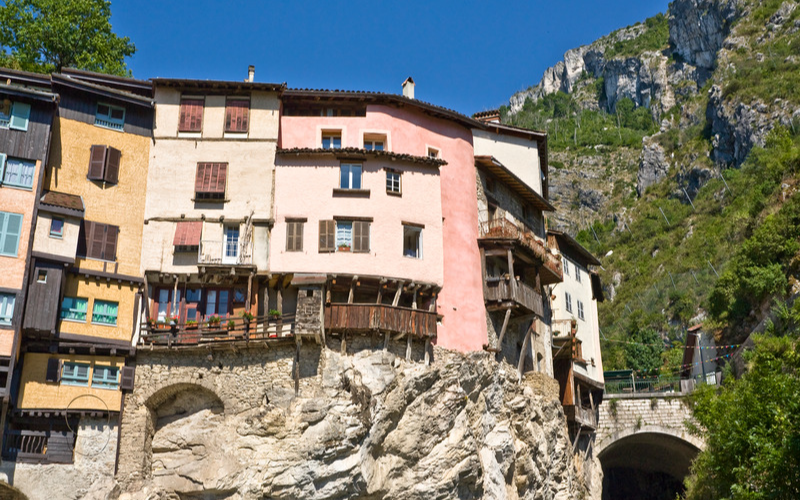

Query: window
[[61, 362, 90, 386], [386, 170, 401, 195], [225, 99, 249, 133], [286, 221, 304, 252], [50, 217, 64, 238], [78, 221, 118, 261], [0, 293, 14, 326], [319, 220, 335, 253], [0, 211, 23, 257], [565, 292, 573, 313], [223, 225, 240, 264], [577, 300, 585, 321], [92, 365, 120, 389], [0, 155, 36, 189], [36, 270, 47, 283], [403, 225, 422, 259], [60, 297, 88, 322], [575, 264, 582, 283], [563, 256, 570, 276], [336, 221, 352, 251], [339, 163, 362, 189], [427, 147, 439, 158], [195, 162, 228, 200], [363, 134, 385, 151], [87, 145, 121, 184], [95, 103, 125, 130], [0, 101, 31, 131], [322, 131, 342, 149], [179, 98, 204, 133], [204, 289, 231, 318], [92, 300, 118, 326]]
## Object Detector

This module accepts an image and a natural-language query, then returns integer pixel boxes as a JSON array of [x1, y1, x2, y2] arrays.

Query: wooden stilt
[[142, 275, 151, 321], [392, 282, 402, 307], [424, 337, 431, 365], [517, 323, 532, 377], [171, 277, 179, 318], [496, 307, 512, 352], [383, 331, 390, 351], [246, 271, 253, 310], [406, 334, 412, 360], [341, 332, 347, 355]]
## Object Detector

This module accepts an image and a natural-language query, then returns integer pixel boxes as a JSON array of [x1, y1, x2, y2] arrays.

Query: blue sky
[[113, 0, 668, 115]]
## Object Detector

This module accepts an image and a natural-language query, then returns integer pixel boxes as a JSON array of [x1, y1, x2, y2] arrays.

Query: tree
[[0, 0, 135, 76]]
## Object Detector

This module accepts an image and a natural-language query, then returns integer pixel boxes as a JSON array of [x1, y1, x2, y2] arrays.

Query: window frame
[[575, 264, 582, 283], [0, 211, 23, 257], [427, 146, 440, 159], [363, 133, 386, 151], [577, 300, 585, 321], [0, 292, 15, 326], [91, 365, 120, 390], [1, 155, 36, 189], [61, 362, 91, 387], [194, 162, 228, 201], [78, 220, 119, 262], [60, 297, 88, 323], [50, 217, 64, 238], [565, 292, 573, 314], [321, 130, 342, 149], [339, 163, 362, 190], [224, 98, 250, 133], [179, 97, 204, 133], [95, 102, 125, 131], [403, 224, 423, 259], [286, 221, 304, 252], [0, 101, 31, 131], [386, 170, 401, 195], [91, 299, 119, 326], [563, 256, 570, 276], [87, 145, 122, 184]]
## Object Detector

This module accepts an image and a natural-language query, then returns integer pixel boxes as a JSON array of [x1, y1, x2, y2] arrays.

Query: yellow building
[[8, 70, 152, 465]]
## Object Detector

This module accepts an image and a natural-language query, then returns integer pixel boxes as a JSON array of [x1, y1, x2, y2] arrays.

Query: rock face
[[669, 0, 743, 70], [113, 341, 590, 500], [637, 140, 670, 195]]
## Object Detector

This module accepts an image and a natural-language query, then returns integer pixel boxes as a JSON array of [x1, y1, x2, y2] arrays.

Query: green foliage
[[623, 314, 664, 375], [604, 13, 669, 60], [0, 0, 135, 75], [685, 330, 800, 499]]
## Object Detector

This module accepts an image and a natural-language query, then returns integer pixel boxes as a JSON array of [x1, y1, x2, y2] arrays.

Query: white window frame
[[0, 293, 15, 326], [1, 156, 36, 189], [577, 300, 585, 321], [565, 292, 573, 314], [563, 256, 570, 276], [403, 225, 423, 259], [95, 102, 125, 131], [426, 146, 440, 158], [322, 130, 342, 149], [50, 217, 64, 238], [575, 264, 582, 283], [386, 170, 401, 195], [336, 221, 353, 252], [339, 163, 362, 189]]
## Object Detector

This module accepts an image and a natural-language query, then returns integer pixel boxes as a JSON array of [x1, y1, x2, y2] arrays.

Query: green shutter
[[0, 212, 23, 256], [0, 153, 6, 183], [9, 102, 30, 131]]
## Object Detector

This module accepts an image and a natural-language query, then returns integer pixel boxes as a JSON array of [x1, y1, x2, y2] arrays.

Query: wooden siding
[[0, 97, 53, 161], [58, 89, 153, 138], [23, 262, 63, 333], [324, 303, 437, 338], [484, 278, 544, 316], [3, 429, 74, 464]]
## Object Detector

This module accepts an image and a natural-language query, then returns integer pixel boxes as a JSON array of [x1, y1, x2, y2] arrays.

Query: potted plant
[[241, 311, 255, 322], [269, 309, 282, 338], [269, 309, 282, 319], [337, 243, 351, 252], [185, 320, 198, 330], [208, 315, 221, 328], [227, 319, 236, 331]]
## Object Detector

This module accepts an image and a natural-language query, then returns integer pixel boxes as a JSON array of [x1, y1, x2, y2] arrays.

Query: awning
[[173, 221, 202, 246]]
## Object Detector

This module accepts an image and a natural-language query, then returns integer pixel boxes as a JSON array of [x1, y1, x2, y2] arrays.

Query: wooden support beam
[[517, 323, 532, 377], [171, 278, 179, 317], [424, 337, 431, 365], [383, 331, 390, 351], [341, 332, 347, 355], [246, 272, 253, 310], [507, 248, 516, 301], [412, 288, 418, 309], [406, 334, 412, 361], [480, 247, 487, 296], [376, 285, 383, 304], [348, 276, 357, 304], [392, 283, 403, 307], [496, 307, 512, 351], [484, 248, 510, 258], [142, 275, 151, 321]]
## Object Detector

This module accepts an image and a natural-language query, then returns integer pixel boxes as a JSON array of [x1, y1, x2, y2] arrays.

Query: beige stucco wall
[[47, 118, 150, 278], [472, 129, 542, 195], [17, 352, 124, 411], [58, 276, 138, 343], [31, 211, 82, 261], [0, 159, 42, 292]]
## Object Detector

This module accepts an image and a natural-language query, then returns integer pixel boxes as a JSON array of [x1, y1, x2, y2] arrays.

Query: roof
[[283, 88, 483, 129], [0, 82, 57, 102], [40, 191, 85, 212], [152, 78, 285, 93], [277, 147, 447, 167], [61, 67, 153, 97], [51, 74, 154, 107], [688, 324, 703, 332], [548, 230, 601, 267], [0, 67, 52, 89], [472, 109, 500, 119], [475, 155, 554, 211]]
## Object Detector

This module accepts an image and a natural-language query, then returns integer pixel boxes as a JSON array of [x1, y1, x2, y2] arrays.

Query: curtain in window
[[336, 222, 352, 249]]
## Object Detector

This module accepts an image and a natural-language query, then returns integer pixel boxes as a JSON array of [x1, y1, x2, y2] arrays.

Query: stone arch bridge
[[595, 383, 705, 500]]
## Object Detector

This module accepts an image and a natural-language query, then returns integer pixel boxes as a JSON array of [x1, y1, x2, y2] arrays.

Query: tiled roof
[[153, 78, 285, 93], [277, 147, 447, 167], [51, 74, 154, 107], [548, 229, 602, 267], [40, 191, 84, 212], [472, 109, 500, 119]]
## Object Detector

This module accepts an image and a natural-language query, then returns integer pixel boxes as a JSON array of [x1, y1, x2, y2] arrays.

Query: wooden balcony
[[479, 218, 562, 284], [563, 404, 597, 430], [324, 303, 437, 338], [3, 429, 75, 464], [484, 277, 544, 316], [140, 314, 296, 348]]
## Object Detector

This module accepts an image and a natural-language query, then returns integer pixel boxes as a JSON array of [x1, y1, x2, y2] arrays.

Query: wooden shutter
[[103, 225, 118, 261], [120, 366, 135, 391], [104, 147, 121, 184], [225, 99, 249, 132], [195, 163, 210, 193], [195, 163, 227, 196], [89, 222, 105, 259], [77, 220, 89, 256], [286, 222, 296, 251], [319, 220, 335, 252], [212, 163, 227, 193], [179, 99, 204, 132], [353, 221, 370, 253], [295, 222, 303, 251], [9, 102, 31, 131], [45, 358, 61, 382], [88, 145, 107, 180], [0, 152, 6, 182]]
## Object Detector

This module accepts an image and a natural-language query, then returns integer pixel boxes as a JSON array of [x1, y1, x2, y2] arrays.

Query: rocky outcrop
[[637, 140, 670, 195], [603, 52, 674, 112], [112, 342, 590, 500], [669, 0, 744, 70]]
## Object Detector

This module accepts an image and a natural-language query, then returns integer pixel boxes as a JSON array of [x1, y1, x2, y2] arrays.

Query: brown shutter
[[295, 222, 303, 251], [226, 99, 249, 132], [179, 99, 204, 132], [104, 147, 121, 183], [103, 225, 119, 261], [353, 221, 369, 253], [213, 163, 227, 193], [120, 366, 135, 391], [89, 222, 105, 259], [77, 220, 90, 256], [45, 358, 61, 382], [195, 163, 209, 193], [319, 220, 334, 252], [88, 145, 107, 180], [286, 222, 295, 251]]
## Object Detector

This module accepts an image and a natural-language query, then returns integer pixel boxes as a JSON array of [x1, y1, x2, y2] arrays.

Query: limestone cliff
[[103, 342, 590, 500]]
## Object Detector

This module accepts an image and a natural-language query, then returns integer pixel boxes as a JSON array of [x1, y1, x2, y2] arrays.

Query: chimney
[[402, 77, 415, 99], [247, 65, 255, 83]]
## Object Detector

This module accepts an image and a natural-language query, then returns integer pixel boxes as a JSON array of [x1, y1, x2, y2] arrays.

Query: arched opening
[[598, 431, 700, 500]]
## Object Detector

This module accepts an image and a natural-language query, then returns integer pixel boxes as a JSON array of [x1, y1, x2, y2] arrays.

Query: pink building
[[272, 82, 487, 353]]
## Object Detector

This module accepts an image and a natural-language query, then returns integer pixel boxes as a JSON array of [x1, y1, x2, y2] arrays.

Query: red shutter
[[103, 225, 118, 261], [88, 145, 107, 180], [179, 99, 204, 132], [173, 221, 202, 246], [210, 163, 227, 193], [104, 147, 121, 183], [225, 99, 249, 132], [195, 163, 210, 193]]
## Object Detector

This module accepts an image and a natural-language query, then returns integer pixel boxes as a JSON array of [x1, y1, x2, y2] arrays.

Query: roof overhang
[[61, 67, 153, 97], [548, 230, 601, 266], [153, 78, 285, 93], [0, 83, 57, 103], [51, 74, 154, 108], [475, 155, 554, 211], [277, 147, 447, 167]]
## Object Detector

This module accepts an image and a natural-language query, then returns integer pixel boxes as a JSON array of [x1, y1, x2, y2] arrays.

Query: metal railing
[[198, 239, 253, 266], [605, 376, 683, 395]]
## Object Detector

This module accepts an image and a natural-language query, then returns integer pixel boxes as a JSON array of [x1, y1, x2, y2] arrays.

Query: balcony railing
[[141, 314, 296, 347], [198, 239, 253, 266], [484, 277, 544, 316], [3, 429, 75, 464], [479, 218, 562, 282], [563, 404, 597, 430], [324, 303, 437, 338]]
